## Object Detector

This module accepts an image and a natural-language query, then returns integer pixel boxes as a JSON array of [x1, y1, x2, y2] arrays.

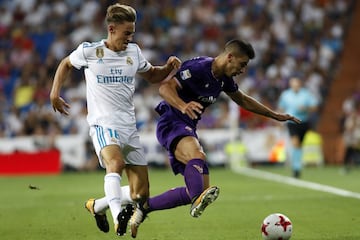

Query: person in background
[[278, 77, 319, 178], [342, 99, 360, 173], [50, 3, 180, 237]]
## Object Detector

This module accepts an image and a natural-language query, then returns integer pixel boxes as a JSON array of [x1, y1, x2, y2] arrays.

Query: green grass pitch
[[1, 166, 360, 240]]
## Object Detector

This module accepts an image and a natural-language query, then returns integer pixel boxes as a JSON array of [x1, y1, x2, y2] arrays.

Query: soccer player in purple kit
[[129, 39, 301, 237]]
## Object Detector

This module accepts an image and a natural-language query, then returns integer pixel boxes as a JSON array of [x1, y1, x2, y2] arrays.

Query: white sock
[[94, 186, 132, 213], [120, 185, 132, 205], [104, 173, 122, 224], [93, 197, 108, 214]]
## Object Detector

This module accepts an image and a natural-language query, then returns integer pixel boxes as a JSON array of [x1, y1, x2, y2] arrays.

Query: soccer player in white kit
[[50, 4, 180, 237]]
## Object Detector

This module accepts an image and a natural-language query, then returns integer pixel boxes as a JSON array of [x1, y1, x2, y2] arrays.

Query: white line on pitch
[[233, 167, 360, 200]]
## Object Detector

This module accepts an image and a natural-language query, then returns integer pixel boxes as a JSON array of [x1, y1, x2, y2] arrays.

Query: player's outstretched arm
[[140, 56, 181, 84], [226, 90, 301, 124], [159, 78, 203, 120], [50, 56, 72, 115]]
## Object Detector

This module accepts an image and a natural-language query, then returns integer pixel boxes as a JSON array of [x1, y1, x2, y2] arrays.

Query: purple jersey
[[155, 56, 238, 128], [155, 56, 238, 175]]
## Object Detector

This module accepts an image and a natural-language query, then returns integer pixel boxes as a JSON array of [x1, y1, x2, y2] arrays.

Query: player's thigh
[[89, 125, 125, 170], [100, 145, 126, 173], [174, 136, 206, 164], [125, 165, 149, 200]]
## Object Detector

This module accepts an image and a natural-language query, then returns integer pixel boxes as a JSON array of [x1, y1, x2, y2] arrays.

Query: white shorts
[[89, 125, 147, 168]]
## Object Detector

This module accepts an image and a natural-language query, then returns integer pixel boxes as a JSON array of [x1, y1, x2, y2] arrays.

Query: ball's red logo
[[276, 215, 292, 232], [261, 223, 269, 236]]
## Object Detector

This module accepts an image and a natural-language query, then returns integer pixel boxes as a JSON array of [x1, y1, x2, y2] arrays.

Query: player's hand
[[275, 113, 301, 124], [51, 96, 70, 115], [167, 56, 181, 70], [181, 101, 203, 120]]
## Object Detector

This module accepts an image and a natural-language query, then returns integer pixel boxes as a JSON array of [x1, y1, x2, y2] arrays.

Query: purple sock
[[184, 158, 205, 200], [148, 187, 191, 211]]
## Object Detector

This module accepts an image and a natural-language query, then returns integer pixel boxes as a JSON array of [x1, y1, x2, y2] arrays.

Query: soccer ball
[[261, 213, 292, 240]]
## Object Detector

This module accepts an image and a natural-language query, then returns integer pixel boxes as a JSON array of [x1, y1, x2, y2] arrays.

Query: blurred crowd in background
[[0, 0, 356, 143]]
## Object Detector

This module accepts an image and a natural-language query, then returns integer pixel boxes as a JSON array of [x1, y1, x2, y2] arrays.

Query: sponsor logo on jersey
[[96, 75, 134, 84], [180, 69, 191, 80], [198, 96, 216, 103], [126, 56, 133, 65], [96, 68, 134, 84]]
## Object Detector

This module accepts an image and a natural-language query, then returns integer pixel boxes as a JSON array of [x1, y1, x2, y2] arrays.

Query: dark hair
[[224, 39, 255, 59], [106, 4, 137, 24]]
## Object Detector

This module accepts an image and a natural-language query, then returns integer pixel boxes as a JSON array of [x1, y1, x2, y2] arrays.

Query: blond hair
[[106, 4, 136, 24]]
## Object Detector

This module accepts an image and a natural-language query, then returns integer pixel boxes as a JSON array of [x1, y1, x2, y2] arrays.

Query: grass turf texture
[[1, 166, 359, 240]]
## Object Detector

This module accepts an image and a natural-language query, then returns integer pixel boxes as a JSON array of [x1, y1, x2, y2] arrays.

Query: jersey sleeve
[[174, 62, 198, 89], [222, 77, 238, 93], [135, 44, 152, 73], [69, 42, 89, 70]]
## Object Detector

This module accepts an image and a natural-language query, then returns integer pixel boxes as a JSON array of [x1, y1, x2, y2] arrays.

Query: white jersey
[[69, 40, 152, 129]]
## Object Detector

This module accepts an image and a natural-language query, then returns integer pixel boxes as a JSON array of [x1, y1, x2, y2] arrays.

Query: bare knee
[[174, 136, 207, 163], [176, 149, 206, 163], [105, 159, 126, 174], [101, 145, 126, 173]]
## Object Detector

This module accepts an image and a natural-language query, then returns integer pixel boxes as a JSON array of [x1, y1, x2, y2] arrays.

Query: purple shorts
[[156, 105, 198, 175]]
